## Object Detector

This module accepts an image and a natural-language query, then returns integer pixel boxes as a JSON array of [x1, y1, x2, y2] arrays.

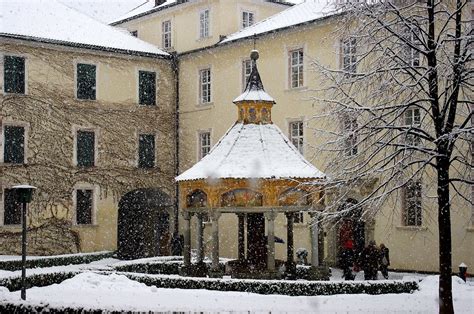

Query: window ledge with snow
[[395, 225, 428, 231]]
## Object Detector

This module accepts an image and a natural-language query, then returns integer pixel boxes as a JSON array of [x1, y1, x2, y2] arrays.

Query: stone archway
[[117, 188, 172, 260]]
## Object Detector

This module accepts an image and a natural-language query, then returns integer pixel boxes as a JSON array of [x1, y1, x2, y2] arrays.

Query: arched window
[[186, 189, 208, 208], [249, 108, 256, 123], [221, 189, 263, 207], [261, 108, 269, 123]]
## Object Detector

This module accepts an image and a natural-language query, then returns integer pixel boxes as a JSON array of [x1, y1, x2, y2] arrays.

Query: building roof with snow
[[221, 0, 337, 44], [176, 50, 325, 182], [0, 0, 168, 58], [110, 0, 296, 26]]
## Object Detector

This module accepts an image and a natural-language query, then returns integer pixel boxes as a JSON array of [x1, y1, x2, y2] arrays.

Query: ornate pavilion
[[176, 51, 327, 278]]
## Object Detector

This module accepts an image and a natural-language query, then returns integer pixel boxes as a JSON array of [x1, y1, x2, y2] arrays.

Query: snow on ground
[[0, 272, 472, 313], [0, 251, 112, 262]]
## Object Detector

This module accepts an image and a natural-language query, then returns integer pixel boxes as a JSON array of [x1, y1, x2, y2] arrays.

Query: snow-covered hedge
[[0, 271, 78, 291], [122, 273, 419, 296], [114, 260, 182, 274], [0, 251, 113, 271]]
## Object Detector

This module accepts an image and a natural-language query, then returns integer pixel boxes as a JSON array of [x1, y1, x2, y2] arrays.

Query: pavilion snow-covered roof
[[0, 0, 168, 58], [176, 123, 325, 181], [221, 1, 337, 44]]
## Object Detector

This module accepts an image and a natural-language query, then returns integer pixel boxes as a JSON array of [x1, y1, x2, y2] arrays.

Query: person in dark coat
[[379, 243, 390, 279], [361, 240, 379, 280], [340, 239, 355, 280]]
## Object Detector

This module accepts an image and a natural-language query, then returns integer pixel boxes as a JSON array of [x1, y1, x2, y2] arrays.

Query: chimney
[[155, 0, 166, 6]]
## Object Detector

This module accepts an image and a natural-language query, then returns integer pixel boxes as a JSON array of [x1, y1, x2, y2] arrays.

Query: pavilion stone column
[[309, 212, 320, 267], [196, 213, 205, 263], [210, 211, 221, 273], [183, 211, 192, 267], [265, 211, 277, 273], [285, 212, 295, 275], [237, 213, 246, 261]]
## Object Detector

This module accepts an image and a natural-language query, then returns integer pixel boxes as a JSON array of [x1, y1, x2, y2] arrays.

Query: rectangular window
[[76, 130, 95, 167], [242, 59, 253, 91], [162, 20, 172, 49], [403, 180, 422, 226], [139, 70, 156, 106], [3, 189, 22, 225], [242, 11, 254, 29], [3, 125, 25, 164], [4, 55, 25, 94], [76, 63, 96, 100], [199, 68, 211, 104], [199, 9, 210, 38], [404, 107, 421, 146], [289, 121, 304, 154], [342, 115, 358, 156], [130, 30, 138, 37], [199, 131, 211, 160], [341, 38, 357, 76], [76, 189, 93, 225], [294, 212, 304, 224], [289, 49, 304, 88], [138, 134, 155, 168]]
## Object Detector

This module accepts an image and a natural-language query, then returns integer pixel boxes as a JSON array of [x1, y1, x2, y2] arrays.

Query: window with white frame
[[289, 121, 304, 154], [2, 188, 22, 225], [342, 114, 358, 156], [199, 68, 211, 104], [162, 20, 172, 49], [4, 55, 25, 94], [341, 37, 357, 76], [3, 125, 25, 164], [199, 9, 210, 38], [403, 179, 422, 226], [242, 11, 254, 29], [402, 26, 420, 67], [289, 49, 304, 88], [404, 107, 421, 146], [75, 188, 94, 225], [138, 70, 156, 106], [198, 131, 211, 160], [242, 59, 253, 91]]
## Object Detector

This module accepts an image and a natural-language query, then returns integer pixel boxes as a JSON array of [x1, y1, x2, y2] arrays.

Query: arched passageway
[[117, 188, 172, 260]]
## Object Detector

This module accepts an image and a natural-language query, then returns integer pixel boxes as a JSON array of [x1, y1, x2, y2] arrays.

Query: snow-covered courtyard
[[0, 257, 472, 313]]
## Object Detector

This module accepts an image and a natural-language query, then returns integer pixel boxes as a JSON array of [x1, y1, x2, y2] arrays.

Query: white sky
[[60, 0, 305, 24]]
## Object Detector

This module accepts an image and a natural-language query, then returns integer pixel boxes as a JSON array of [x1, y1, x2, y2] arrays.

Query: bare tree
[[310, 1, 472, 313]]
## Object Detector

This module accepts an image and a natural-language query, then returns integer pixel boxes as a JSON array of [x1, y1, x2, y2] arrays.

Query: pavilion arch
[[278, 188, 312, 206], [186, 189, 208, 208], [220, 188, 263, 207]]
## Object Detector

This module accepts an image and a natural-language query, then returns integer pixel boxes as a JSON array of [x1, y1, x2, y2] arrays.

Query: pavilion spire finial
[[233, 50, 275, 125]]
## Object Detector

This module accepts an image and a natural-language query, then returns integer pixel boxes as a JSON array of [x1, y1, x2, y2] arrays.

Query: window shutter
[[139, 71, 156, 106], [77, 131, 95, 167], [77, 63, 96, 100], [76, 189, 93, 225], [138, 134, 155, 168], [4, 56, 25, 94], [4, 126, 25, 164]]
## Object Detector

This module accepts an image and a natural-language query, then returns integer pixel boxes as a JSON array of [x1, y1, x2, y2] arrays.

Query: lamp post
[[12, 185, 37, 301], [459, 263, 468, 282]]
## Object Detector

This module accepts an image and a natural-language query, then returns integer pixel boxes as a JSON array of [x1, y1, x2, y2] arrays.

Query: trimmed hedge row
[[0, 271, 79, 291], [122, 273, 419, 296], [0, 252, 114, 271], [113, 261, 181, 274]]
